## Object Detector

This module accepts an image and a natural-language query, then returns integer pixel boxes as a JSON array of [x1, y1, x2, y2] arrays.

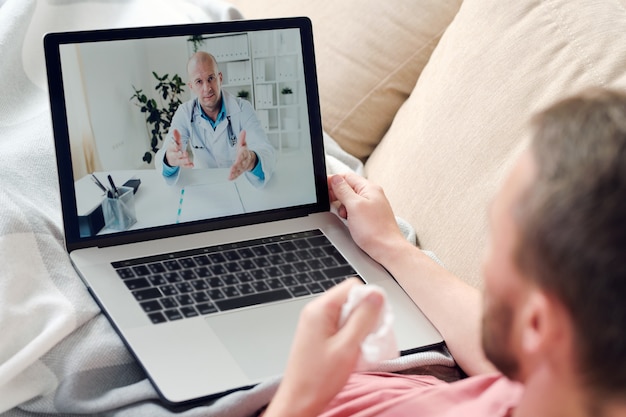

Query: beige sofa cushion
[[366, 0, 626, 288], [228, 0, 462, 159]]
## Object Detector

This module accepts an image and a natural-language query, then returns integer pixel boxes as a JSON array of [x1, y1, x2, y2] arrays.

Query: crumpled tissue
[[338, 284, 399, 371]]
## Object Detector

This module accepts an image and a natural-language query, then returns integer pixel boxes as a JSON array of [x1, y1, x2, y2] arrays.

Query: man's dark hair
[[515, 88, 626, 401]]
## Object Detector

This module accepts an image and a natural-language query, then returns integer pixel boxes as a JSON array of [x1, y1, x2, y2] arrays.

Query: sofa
[[2, 0, 626, 415], [230, 0, 626, 288]]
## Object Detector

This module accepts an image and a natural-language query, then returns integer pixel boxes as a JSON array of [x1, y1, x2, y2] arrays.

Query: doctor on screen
[[155, 51, 276, 187]]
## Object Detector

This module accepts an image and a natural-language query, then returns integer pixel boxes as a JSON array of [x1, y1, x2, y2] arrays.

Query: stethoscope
[[189, 98, 238, 149]]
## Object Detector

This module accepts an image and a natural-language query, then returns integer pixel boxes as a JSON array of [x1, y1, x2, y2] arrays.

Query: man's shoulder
[[178, 98, 196, 112], [171, 99, 195, 122]]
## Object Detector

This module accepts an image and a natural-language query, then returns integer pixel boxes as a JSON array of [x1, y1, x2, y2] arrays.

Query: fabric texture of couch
[[231, 0, 626, 288]]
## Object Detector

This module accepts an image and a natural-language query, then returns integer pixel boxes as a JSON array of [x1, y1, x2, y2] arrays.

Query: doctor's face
[[188, 57, 223, 116]]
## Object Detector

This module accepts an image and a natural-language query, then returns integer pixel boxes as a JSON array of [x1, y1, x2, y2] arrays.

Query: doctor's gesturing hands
[[228, 130, 258, 181], [165, 128, 257, 181], [156, 52, 275, 187], [164, 129, 194, 169]]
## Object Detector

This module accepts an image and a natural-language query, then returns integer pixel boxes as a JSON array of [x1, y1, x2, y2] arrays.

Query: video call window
[[59, 29, 317, 237]]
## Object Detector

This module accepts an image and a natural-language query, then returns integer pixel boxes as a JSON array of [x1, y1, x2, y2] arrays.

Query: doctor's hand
[[164, 129, 194, 169], [262, 278, 383, 417], [328, 173, 409, 265], [228, 130, 257, 180]]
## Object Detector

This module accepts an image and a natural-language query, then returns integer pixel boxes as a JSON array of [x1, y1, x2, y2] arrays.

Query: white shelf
[[192, 29, 306, 152]]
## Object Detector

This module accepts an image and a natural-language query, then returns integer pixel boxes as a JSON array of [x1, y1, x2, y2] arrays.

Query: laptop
[[44, 17, 443, 406]]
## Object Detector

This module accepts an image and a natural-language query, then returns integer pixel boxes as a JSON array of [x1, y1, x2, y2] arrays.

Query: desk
[[75, 153, 316, 235]]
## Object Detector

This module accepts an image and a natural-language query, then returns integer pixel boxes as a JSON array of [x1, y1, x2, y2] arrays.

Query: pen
[[91, 174, 108, 194], [107, 174, 119, 198]]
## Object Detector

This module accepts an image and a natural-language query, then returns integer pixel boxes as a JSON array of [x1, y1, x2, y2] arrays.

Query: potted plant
[[281, 86, 294, 104], [130, 72, 185, 164], [237, 89, 250, 101], [188, 35, 205, 53]]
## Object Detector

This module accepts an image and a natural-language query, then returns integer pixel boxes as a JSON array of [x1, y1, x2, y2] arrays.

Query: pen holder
[[102, 186, 137, 231]]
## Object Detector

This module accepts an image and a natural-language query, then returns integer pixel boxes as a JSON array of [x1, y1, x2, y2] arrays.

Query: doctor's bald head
[[186, 51, 223, 116], [187, 51, 220, 76]]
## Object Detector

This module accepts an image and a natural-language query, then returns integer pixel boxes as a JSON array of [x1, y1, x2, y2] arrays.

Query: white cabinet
[[190, 29, 306, 152]]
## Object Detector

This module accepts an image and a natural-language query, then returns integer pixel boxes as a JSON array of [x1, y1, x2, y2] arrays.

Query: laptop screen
[[45, 18, 328, 251]]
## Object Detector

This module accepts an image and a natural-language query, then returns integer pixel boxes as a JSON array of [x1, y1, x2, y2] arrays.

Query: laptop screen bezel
[[44, 17, 329, 252]]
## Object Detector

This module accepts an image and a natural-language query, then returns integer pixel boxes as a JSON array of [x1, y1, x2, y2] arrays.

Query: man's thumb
[[330, 175, 353, 200], [239, 130, 247, 147], [338, 290, 384, 350]]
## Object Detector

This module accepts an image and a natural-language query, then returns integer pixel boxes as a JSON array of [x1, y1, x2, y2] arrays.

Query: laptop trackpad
[[204, 298, 308, 380]]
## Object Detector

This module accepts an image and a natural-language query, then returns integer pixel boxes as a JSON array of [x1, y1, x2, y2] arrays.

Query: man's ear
[[520, 290, 550, 355], [520, 289, 570, 356]]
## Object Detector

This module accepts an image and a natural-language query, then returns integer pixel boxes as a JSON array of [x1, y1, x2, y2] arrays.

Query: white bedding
[[0, 1, 454, 415]]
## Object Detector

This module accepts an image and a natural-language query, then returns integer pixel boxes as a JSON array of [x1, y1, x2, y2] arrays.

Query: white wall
[[78, 36, 189, 171]]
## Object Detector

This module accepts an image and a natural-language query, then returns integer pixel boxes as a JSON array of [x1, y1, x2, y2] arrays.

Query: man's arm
[[262, 278, 383, 417], [328, 172, 496, 377], [263, 173, 495, 417]]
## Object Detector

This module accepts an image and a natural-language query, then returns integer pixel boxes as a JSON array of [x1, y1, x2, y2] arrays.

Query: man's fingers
[[303, 278, 362, 326], [180, 154, 194, 168], [336, 289, 384, 350], [337, 204, 347, 219], [329, 176, 356, 219], [173, 129, 182, 146], [238, 130, 247, 148], [329, 175, 357, 204], [229, 131, 254, 181], [341, 171, 370, 193], [229, 164, 246, 180]]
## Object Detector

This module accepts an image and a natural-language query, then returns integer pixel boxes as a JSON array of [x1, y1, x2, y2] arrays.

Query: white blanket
[[0, 1, 454, 415]]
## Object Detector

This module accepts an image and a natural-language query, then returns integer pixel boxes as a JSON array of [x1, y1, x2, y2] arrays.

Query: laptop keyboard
[[112, 230, 362, 324]]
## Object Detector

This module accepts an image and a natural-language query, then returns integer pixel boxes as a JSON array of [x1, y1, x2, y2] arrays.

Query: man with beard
[[261, 88, 626, 417], [155, 52, 276, 187]]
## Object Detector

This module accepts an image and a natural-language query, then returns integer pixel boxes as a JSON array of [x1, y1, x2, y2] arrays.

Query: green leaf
[[134, 71, 185, 164]]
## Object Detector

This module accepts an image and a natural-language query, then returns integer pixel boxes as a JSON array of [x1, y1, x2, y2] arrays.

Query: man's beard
[[482, 298, 521, 379]]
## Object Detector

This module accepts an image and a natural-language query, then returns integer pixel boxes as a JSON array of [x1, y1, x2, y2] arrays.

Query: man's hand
[[164, 129, 194, 168], [263, 278, 383, 417], [328, 173, 408, 264], [229, 130, 257, 180]]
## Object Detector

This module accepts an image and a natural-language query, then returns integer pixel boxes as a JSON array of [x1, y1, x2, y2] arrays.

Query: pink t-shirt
[[320, 372, 523, 417]]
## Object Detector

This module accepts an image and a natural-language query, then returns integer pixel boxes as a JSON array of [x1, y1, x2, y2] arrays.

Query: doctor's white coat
[[155, 90, 276, 187]]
